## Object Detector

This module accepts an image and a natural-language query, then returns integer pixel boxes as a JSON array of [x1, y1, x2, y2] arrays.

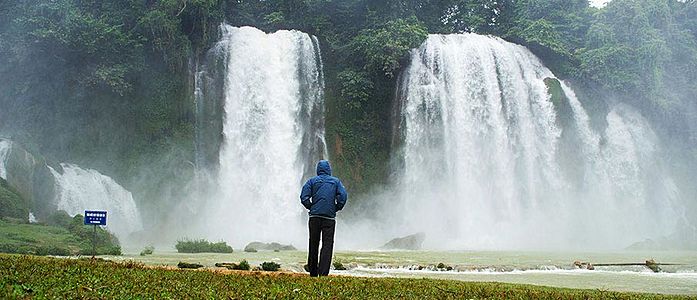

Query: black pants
[[307, 217, 336, 277]]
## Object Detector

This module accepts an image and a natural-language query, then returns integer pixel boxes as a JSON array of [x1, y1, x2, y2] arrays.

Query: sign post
[[83, 211, 107, 257]]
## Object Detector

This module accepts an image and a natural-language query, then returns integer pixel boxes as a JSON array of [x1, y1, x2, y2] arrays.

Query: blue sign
[[84, 210, 107, 226]]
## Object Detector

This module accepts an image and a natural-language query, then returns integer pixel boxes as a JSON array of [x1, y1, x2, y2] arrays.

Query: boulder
[[381, 232, 425, 250], [177, 262, 203, 269], [244, 242, 296, 252]]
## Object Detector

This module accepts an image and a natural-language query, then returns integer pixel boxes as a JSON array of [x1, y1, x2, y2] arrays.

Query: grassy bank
[[0, 214, 120, 256], [0, 254, 690, 299]]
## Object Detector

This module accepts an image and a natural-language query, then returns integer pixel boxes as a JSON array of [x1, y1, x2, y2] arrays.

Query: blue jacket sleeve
[[300, 179, 313, 210], [335, 180, 348, 211]]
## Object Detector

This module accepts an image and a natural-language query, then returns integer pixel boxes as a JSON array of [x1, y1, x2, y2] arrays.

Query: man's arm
[[300, 179, 313, 209], [335, 180, 348, 211]]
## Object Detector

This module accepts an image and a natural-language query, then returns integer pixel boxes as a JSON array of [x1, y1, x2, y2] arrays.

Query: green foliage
[[175, 239, 233, 253], [260, 261, 281, 272], [0, 219, 81, 255], [236, 259, 251, 271], [0, 178, 28, 221], [333, 260, 346, 270], [0, 254, 689, 299], [68, 215, 121, 255], [353, 17, 428, 77], [140, 246, 154, 256], [337, 70, 374, 109], [45, 210, 73, 228]]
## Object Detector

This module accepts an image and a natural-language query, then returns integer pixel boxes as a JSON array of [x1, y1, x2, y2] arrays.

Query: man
[[300, 160, 348, 277]]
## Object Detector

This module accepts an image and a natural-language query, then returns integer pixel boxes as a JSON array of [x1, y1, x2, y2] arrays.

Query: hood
[[316, 160, 331, 176]]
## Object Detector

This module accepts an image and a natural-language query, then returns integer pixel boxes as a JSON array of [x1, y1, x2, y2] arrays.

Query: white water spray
[[392, 34, 681, 249], [49, 163, 143, 239], [202, 25, 326, 247]]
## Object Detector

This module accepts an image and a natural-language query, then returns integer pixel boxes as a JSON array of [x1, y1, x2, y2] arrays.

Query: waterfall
[[200, 25, 326, 246], [49, 163, 143, 239], [0, 139, 10, 180], [393, 33, 681, 249]]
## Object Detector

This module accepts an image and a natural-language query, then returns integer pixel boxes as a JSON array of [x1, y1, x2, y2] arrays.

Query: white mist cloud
[[590, 0, 611, 8]]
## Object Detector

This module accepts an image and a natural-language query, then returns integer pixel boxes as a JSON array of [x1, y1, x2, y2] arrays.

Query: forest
[[1, 0, 696, 206]]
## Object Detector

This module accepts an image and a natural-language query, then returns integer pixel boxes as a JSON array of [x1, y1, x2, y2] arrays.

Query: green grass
[[0, 254, 690, 299], [0, 219, 82, 255], [0, 215, 121, 256]]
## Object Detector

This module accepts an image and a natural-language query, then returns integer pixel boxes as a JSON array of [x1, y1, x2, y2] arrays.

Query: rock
[[380, 232, 425, 250], [2, 141, 58, 220], [626, 238, 669, 251], [572, 260, 594, 270], [260, 261, 281, 271], [177, 262, 203, 269], [215, 262, 238, 269], [244, 242, 296, 252], [333, 261, 347, 270], [646, 259, 661, 273]]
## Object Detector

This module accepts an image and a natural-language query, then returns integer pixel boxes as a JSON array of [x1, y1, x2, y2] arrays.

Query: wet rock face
[[381, 232, 426, 250], [243, 242, 296, 252], [3, 142, 57, 219]]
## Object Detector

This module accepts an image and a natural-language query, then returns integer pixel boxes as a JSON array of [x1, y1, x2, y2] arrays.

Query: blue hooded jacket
[[300, 160, 348, 219]]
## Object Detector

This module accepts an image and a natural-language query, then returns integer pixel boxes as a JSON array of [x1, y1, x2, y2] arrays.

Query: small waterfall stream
[[49, 163, 143, 239], [0, 139, 10, 180]]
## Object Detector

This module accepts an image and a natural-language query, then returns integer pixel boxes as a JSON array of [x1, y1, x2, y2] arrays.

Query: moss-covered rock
[[0, 178, 28, 220], [1, 141, 58, 221], [260, 261, 280, 272]]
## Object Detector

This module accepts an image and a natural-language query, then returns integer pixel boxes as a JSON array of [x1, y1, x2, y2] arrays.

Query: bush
[[235, 260, 250, 271], [175, 239, 233, 253], [140, 246, 154, 256], [333, 261, 347, 270], [70, 214, 122, 255], [45, 210, 73, 228], [35, 245, 71, 256], [0, 178, 28, 220], [260, 261, 280, 272]]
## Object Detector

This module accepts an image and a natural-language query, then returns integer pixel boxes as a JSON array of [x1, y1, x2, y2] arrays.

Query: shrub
[[333, 261, 347, 270], [35, 245, 71, 256], [0, 178, 28, 220], [46, 210, 72, 228], [260, 261, 280, 272], [235, 260, 250, 271], [140, 246, 154, 256], [175, 239, 233, 253], [70, 214, 122, 255]]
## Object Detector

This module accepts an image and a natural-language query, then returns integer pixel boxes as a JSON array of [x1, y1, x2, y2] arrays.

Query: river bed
[[103, 250, 697, 295]]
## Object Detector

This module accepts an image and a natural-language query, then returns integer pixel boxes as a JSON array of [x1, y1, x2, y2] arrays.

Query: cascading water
[[49, 163, 143, 239], [200, 25, 326, 246], [392, 33, 682, 249], [0, 139, 10, 180]]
